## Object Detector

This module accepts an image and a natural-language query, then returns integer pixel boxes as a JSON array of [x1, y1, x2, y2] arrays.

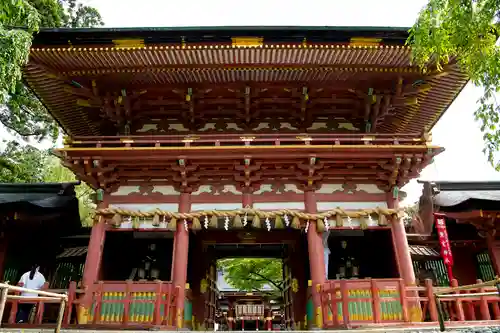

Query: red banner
[[434, 213, 454, 280]]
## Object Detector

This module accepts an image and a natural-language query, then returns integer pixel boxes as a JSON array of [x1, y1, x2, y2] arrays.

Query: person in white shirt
[[16, 264, 46, 323]]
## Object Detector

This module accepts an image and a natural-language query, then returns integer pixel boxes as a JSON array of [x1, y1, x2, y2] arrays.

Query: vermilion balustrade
[[1, 278, 499, 329], [2, 280, 179, 330], [320, 278, 500, 329]]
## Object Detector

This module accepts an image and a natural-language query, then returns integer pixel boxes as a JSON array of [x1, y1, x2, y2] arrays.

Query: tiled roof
[[23, 27, 468, 136]]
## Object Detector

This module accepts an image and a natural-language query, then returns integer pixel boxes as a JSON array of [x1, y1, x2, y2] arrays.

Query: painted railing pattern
[[1, 278, 499, 330], [320, 278, 406, 328], [85, 281, 178, 327], [408, 279, 500, 322], [1, 280, 179, 329], [320, 278, 500, 329]]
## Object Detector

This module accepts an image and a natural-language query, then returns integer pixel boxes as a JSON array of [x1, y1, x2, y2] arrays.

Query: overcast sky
[[6, 0, 499, 204]]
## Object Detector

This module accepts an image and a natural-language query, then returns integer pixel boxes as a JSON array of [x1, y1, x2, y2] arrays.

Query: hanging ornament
[[323, 216, 330, 229], [111, 214, 122, 227], [368, 214, 374, 225], [184, 219, 188, 231], [243, 213, 248, 226], [224, 216, 230, 231], [152, 214, 160, 227], [192, 217, 202, 231], [167, 217, 177, 231], [132, 216, 140, 229], [335, 214, 343, 227], [265, 217, 271, 231], [204, 215, 209, 229], [305, 220, 310, 233], [274, 215, 284, 229], [233, 215, 243, 228], [284, 214, 290, 227]]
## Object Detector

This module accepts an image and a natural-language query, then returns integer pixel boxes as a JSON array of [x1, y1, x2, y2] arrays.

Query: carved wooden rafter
[[59, 75, 404, 134], [60, 150, 435, 191], [171, 159, 200, 192], [234, 159, 262, 187], [350, 75, 434, 132]]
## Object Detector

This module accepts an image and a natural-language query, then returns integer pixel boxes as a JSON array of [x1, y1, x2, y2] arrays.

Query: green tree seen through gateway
[[217, 258, 283, 293]]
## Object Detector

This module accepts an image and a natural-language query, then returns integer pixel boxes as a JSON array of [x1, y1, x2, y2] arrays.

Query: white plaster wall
[[315, 184, 385, 194], [325, 217, 380, 228], [109, 203, 179, 212], [110, 186, 140, 196], [317, 202, 387, 210], [253, 202, 305, 210], [191, 203, 243, 211]]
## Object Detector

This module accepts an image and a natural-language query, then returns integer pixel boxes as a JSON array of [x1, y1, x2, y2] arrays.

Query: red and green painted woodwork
[[306, 282, 315, 329], [184, 286, 193, 330], [87, 291, 174, 324], [320, 287, 404, 326]]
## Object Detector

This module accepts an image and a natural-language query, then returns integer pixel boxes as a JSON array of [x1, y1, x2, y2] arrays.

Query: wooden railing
[[64, 132, 429, 149], [320, 278, 406, 328], [1, 280, 179, 330], [320, 278, 500, 329], [82, 280, 178, 328], [0, 282, 68, 332]]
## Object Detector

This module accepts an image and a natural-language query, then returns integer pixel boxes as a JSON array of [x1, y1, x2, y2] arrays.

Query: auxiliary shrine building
[[2, 26, 498, 330]]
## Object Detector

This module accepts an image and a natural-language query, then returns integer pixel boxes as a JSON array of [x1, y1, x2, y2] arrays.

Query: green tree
[[217, 258, 283, 293], [1, 0, 103, 142], [0, 141, 48, 182], [409, 0, 500, 168], [0, 143, 96, 225], [43, 156, 96, 226]]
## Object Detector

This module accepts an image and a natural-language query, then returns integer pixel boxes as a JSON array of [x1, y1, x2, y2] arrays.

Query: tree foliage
[[0, 140, 47, 182], [409, 0, 500, 168], [217, 258, 283, 293], [0, 0, 103, 142], [43, 156, 96, 226], [0, 143, 95, 225]]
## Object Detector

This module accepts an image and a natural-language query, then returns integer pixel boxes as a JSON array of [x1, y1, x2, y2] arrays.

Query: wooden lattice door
[[203, 264, 219, 329], [282, 258, 295, 329]]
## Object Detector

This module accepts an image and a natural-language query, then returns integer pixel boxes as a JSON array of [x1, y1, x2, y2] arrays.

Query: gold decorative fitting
[[231, 37, 264, 48], [349, 37, 382, 47], [296, 135, 312, 142], [240, 136, 255, 142], [182, 135, 199, 143], [113, 38, 145, 49], [30, 42, 412, 52]]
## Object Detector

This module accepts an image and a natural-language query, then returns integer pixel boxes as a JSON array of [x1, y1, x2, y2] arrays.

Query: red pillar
[[82, 201, 108, 288], [486, 232, 500, 276], [387, 193, 415, 284], [172, 192, 191, 328], [305, 190, 325, 328], [387, 192, 419, 321], [242, 188, 253, 207]]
